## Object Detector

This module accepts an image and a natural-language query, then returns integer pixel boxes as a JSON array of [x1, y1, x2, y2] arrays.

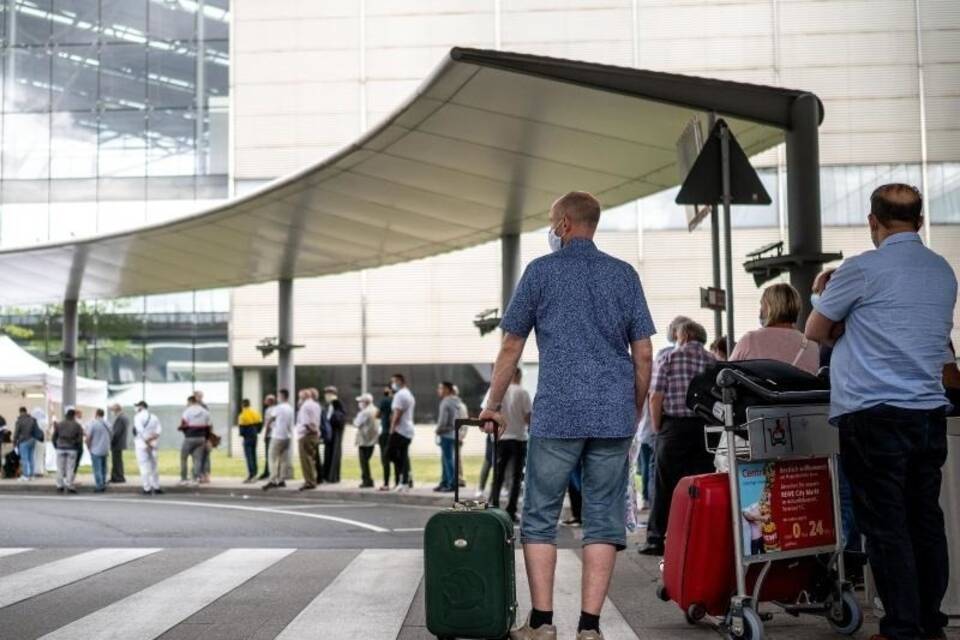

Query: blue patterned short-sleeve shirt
[[499, 238, 656, 439]]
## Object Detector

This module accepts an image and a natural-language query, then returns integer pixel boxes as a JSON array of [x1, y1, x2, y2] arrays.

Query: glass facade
[[0, 0, 230, 247]]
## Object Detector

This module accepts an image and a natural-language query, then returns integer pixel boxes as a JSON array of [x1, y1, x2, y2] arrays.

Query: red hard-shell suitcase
[[660, 473, 820, 618], [660, 473, 735, 616]]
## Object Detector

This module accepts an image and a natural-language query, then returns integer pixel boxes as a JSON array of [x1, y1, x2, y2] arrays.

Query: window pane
[[49, 200, 98, 241], [100, 0, 147, 44], [51, 0, 100, 46], [50, 110, 98, 178], [99, 109, 146, 177], [2, 112, 50, 179], [147, 44, 196, 109], [149, 1, 196, 43], [4, 47, 52, 112], [147, 107, 195, 176], [51, 44, 99, 111], [201, 1, 230, 41], [100, 43, 146, 109], [11, 0, 53, 46], [0, 201, 49, 247]]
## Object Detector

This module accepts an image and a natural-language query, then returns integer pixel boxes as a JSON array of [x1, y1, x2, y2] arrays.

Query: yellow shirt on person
[[237, 407, 263, 439]]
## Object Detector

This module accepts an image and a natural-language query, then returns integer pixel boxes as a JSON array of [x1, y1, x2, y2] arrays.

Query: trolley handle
[[453, 418, 499, 505], [716, 368, 830, 404]]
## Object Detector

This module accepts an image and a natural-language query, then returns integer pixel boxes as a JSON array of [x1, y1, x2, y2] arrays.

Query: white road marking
[[0, 494, 390, 533], [0, 548, 32, 559], [391, 527, 425, 532], [275, 549, 423, 640], [38, 548, 295, 640], [0, 548, 160, 609], [515, 549, 639, 640]]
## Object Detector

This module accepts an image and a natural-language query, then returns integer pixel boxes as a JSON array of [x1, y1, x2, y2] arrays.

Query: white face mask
[[391, 382, 399, 392], [547, 225, 563, 253], [324, 393, 336, 404]]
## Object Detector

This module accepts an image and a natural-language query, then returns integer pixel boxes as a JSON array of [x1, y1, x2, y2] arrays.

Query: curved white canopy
[[0, 48, 820, 305]]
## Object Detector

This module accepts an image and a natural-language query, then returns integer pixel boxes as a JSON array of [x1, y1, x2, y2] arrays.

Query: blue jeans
[[839, 404, 949, 640], [242, 437, 258, 478], [439, 436, 456, 489], [637, 441, 654, 503], [522, 436, 633, 550], [91, 454, 108, 490], [18, 440, 35, 477]]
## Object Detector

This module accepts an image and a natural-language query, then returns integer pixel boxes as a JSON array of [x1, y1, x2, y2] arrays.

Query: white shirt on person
[[271, 402, 295, 440], [295, 398, 321, 439], [500, 383, 532, 441], [391, 387, 416, 439], [133, 410, 161, 447]]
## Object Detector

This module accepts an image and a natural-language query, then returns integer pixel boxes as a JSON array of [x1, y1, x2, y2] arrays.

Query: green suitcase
[[424, 419, 517, 639]]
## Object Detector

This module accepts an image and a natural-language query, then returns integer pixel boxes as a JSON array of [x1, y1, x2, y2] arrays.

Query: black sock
[[578, 611, 600, 633], [529, 608, 553, 629]]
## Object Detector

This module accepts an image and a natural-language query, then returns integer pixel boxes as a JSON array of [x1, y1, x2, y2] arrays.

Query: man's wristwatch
[[484, 403, 502, 412]]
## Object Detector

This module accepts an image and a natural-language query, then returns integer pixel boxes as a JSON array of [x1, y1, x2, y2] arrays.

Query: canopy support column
[[785, 93, 824, 326], [62, 299, 78, 409], [501, 233, 520, 314], [277, 278, 295, 397]]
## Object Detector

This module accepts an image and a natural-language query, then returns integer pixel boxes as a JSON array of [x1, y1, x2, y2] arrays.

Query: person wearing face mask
[[479, 191, 655, 640], [295, 389, 321, 491], [321, 386, 346, 484], [376, 386, 393, 490], [387, 374, 416, 491], [108, 403, 128, 483], [729, 283, 819, 374], [805, 184, 957, 640], [354, 393, 379, 489]]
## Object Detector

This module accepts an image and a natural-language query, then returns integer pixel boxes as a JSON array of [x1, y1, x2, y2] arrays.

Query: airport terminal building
[[0, 0, 957, 430]]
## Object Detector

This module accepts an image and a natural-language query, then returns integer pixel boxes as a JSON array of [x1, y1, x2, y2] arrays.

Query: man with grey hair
[[109, 403, 129, 483], [639, 319, 715, 556], [480, 191, 655, 640]]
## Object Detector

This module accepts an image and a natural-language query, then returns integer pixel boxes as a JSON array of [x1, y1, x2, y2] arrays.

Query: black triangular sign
[[675, 118, 772, 206]]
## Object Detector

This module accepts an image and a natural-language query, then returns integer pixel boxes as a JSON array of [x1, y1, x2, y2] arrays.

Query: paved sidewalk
[[0, 473, 453, 506]]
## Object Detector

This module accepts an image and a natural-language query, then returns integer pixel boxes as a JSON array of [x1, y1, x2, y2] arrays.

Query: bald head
[[868, 183, 923, 247]]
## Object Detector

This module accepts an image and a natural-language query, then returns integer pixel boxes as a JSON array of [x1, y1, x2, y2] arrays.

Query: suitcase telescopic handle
[[454, 417, 500, 505]]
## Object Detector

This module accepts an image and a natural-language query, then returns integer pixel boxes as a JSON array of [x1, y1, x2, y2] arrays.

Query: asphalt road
[[0, 494, 905, 640]]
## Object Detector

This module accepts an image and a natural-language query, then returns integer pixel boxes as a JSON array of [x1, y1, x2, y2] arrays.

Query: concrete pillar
[[241, 368, 263, 412], [277, 278, 294, 397], [62, 299, 78, 409], [785, 93, 823, 327], [501, 233, 520, 313]]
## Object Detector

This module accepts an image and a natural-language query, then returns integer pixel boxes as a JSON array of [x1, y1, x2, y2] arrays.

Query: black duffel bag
[[686, 359, 829, 426]]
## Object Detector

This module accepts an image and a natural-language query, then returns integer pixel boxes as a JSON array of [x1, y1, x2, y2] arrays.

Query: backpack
[[31, 418, 44, 442], [2, 450, 20, 479]]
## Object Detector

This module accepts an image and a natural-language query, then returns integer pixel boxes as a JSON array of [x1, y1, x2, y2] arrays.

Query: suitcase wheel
[[685, 603, 706, 625], [656, 584, 669, 602]]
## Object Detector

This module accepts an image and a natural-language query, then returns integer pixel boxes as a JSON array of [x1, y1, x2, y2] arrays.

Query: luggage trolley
[[659, 364, 863, 640]]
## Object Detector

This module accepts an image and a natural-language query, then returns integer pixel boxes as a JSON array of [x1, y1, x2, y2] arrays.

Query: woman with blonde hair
[[729, 282, 819, 374]]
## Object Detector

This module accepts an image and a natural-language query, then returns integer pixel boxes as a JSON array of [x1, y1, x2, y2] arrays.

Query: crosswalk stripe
[[276, 549, 423, 640], [0, 548, 32, 559], [515, 550, 640, 640], [0, 548, 160, 610], [37, 548, 295, 640]]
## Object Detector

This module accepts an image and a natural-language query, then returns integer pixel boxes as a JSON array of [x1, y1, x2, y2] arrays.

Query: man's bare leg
[[581, 543, 617, 614], [524, 543, 557, 611]]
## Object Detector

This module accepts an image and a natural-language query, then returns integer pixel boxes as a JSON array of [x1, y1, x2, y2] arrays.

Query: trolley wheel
[[827, 591, 863, 636], [685, 603, 706, 625], [730, 607, 763, 640], [656, 584, 670, 602]]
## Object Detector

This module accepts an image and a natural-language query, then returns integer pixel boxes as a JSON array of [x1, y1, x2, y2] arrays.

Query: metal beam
[[501, 234, 521, 315], [62, 299, 78, 409], [785, 93, 823, 327], [277, 278, 295, 397]]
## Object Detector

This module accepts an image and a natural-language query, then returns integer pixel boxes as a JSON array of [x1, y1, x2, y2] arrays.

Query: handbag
[[31, 419, 44, 442], [207, 431, 222, 448]]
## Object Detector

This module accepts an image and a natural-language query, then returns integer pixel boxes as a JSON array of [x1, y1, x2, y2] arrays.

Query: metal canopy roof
[[0, 47, 822, 306]]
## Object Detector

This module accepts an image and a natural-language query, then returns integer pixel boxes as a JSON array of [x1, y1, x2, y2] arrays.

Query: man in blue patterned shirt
[[479, 191, 655, 640]]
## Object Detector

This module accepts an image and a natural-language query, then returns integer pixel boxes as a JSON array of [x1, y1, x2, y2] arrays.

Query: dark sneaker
[[66, 488, 78, 495], [276, 481, 286, 488], [152, 488, 165, 495], [141, 489, 153, 495], [56, 487, 65, 494], [561, 518, 582, 528], [638, 542, 664, 556], [262, 482, 275, 491], [298, 484, 316, 491]]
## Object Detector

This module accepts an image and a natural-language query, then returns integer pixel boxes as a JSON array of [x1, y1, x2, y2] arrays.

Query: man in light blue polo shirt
[[806, 183, 956, 640], [479, 191, 655, 640]]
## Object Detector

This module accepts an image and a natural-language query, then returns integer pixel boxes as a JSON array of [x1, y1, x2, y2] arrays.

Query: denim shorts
[[521, 436, 633, 550]]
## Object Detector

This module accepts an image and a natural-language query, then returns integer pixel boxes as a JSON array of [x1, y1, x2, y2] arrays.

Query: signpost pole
[[720, 123, 736, 355], [708, 113, 722, 343]]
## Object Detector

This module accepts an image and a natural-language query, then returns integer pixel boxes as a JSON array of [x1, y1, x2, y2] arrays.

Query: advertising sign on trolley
[[737, 457, 836, 559]]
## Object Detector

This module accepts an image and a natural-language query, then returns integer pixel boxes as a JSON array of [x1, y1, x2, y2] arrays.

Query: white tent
[[0, 336, 108, 409]]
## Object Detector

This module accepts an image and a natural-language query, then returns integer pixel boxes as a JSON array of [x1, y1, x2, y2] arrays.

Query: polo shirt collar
[[879, 231, 921, 248]]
